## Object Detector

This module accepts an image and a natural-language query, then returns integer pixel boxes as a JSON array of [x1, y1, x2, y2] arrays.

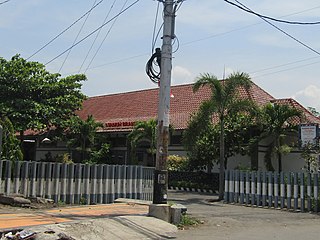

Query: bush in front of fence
[[168, 171, 219, 191]]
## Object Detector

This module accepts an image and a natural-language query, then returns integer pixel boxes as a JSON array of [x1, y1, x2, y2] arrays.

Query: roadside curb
[[169, 186, 218, 194], [114, 198, 152, 205]]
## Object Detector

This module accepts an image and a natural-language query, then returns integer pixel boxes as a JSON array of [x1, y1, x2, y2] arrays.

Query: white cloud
[[172, 66, 193, 85], [293, 85, 320, 110]]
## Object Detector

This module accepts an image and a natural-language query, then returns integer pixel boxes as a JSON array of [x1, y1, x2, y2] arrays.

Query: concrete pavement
[[0, 202, 177, 239], [169, 190, 320, 240]]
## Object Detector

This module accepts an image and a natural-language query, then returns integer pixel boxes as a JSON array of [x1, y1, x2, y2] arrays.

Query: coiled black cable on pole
[[146, 48, 161, 84]]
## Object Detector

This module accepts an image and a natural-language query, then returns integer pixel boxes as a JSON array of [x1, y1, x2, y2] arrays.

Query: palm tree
[[66, 115, 103, 163], [193, 72, 256, 200], [259, 103, 303, 172], [127, 119, 157, 165]]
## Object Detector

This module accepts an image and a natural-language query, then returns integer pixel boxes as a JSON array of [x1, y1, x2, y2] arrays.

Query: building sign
[[299, 124, 319, 147], [105, 121, 135, 129]]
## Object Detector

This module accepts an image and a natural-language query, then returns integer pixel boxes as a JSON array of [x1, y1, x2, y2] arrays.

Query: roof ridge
[[250, 81, 275, 100], [87, 82, 197, 99]]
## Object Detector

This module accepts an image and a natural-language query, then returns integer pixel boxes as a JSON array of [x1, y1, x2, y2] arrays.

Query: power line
[[224, 0, 320, 25], [78, 0, 118, 73], [84, 0, 128, 73], [45, 0, 141, 66], [151, 0, 161, 53], [84, 0, 124, 73], [234, 0, 320, 56], [250, 56, 320, 74], [252, 60, 320, 78], [26, 0, 104, 60], [59, 0, 99, 72], [0, 0, 11, 5], [82, 2, 320, 75]]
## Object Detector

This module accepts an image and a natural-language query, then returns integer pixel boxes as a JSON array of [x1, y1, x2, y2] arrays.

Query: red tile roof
[[77, 81, 277, 132], [271, 98, 320, 125]]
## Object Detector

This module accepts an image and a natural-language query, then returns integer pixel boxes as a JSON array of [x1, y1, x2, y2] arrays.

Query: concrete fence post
[[224, 170, 229, 203], [256, 171, 261, 206], [45, 163, 52, 200], [293, 173, 298, 211], [313, 173, 319, 212], [109, 165, 115, 203], [97, 164, 103, 204], [13, 161, 21, 194], [38, 162, 46, 198], [82, 164, 90, 204], [133, 166, 138, 199], [268, 172, 273, 208], [300, 172, 305, 212], [60, 163, 67, 203], [30, 161, 37, 198], [102, 165, 108, 203], [274, 172, 279, 208], [280, 172, 285, 209], [245, 171, 250, 205], [251, 172, 256, 206], [234, 170, 239, 203], [127, 166, 133, 199], [262, 171, 267, 207], [53, 163, 61, 203], [5, 160, 12, 196], [307, 173, 312, 212], [286, 172, 292, 210], [137, 166, 143, 200], [74, 163, 82, 204], [67, 163, 75, 204], [239, 171, 244, 204], [21, 161, 29, 197]]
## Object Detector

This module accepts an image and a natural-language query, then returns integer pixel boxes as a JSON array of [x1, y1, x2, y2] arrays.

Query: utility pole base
[[153, 170, 168, 204], [148, 204, 171, 222]]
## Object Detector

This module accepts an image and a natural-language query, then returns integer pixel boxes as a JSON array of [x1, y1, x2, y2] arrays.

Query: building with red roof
[[29, 81, 320, 171]]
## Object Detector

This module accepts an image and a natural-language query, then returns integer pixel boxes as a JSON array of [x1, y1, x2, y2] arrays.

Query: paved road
[[168, 190, 320, 240]]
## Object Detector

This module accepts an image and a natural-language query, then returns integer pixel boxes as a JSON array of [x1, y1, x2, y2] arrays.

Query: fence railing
[[225, 170, 320, 212], [0, 160, 154, 204]]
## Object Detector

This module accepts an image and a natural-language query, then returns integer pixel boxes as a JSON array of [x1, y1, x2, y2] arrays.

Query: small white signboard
[[300, 125, 317, 147]]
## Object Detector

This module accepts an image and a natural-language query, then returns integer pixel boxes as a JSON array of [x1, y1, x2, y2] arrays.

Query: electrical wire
[[44, 0, 141, 66], [224, 0, 320, 25], [27, 0, 104, 60], [146, 48, 161, 84], [252, 60, 320, 78], [84, 0, 128, 73], [78, 0, 118, 73], [151, 1, 161, 53], [0, 0, 10, 5], [250, 56, 319, 75], [59, 0, 99, 73], [234, 0, 320, 56]]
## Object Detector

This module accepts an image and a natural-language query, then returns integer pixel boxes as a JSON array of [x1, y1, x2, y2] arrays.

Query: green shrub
[[167, 155, 189, 171]]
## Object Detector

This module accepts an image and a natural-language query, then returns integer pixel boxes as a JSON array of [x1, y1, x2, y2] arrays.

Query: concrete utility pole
[[0, 125, 2, 157], [153, 0, 176, 204]]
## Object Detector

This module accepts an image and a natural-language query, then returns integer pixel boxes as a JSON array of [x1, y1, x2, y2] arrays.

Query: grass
[[177, 214, 203, 230]]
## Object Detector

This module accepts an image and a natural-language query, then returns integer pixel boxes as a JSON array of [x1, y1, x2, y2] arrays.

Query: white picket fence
[[225, 170, 320, 212], [0, 160, 154, 204]]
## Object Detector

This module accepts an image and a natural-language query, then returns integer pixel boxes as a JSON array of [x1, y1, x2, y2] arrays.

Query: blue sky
[[1, 0, 320, 111]]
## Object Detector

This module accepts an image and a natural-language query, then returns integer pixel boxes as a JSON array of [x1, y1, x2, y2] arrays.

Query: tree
[[0, 55, 87, 141], [0, 116, 23, 161], [192, 72, 256, 200], [308, 107, 320, 117], [183, 110, 256, 171], [65, 115, 103, 163], [127, 119, 157, 165], [258, 103, 303, 172]]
